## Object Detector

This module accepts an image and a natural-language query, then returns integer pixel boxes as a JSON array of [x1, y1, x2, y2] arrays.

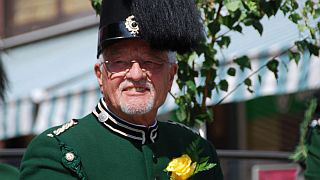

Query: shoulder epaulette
[[47, 119, 78, 137], [46, 119, 86, 179], [166, 120, 200, 135]]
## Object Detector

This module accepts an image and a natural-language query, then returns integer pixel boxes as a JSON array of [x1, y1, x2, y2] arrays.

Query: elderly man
[[20, 0, 223, 179]]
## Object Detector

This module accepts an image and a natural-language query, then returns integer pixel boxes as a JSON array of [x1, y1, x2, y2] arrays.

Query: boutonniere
[[164, 138, 216, 180]]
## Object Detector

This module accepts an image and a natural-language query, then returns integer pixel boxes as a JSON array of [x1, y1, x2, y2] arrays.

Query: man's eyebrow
[[104, 48, 123, 58], [142, 50, 167, 61]]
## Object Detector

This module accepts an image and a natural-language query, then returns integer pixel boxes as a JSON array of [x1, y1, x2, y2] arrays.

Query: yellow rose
[[166, 154, 197, 180]]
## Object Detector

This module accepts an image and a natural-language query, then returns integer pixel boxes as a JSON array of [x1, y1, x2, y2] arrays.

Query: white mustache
[[119, 80, 154, 91]]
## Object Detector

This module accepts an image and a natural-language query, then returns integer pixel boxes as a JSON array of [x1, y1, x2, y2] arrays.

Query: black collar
[[92, 98, 158, 145]]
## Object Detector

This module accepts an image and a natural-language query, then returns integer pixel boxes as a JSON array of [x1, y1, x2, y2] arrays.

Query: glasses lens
[[106, 61, 130, 73], [140, 61, 164, 72], [105, 60, 168, 73]]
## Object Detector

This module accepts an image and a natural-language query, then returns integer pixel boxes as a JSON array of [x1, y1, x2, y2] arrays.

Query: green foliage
[[91, 0, 102, 15], [266, 59, 279, 79], [244, 78, 254, 93], [184, 138, 216, 177], [234, 56, 251, 71], [258, 75, 262, 85], [219, 80, 229, 92], [227, 67, 236, 76], [185, 138, 203, 162], [288, 50, 301, 65], [174, 0, 319, 127]]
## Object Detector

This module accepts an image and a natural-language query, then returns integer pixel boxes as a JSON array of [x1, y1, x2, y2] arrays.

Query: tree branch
[[200, 1, 223, 112], [215, 44, 295, 105]]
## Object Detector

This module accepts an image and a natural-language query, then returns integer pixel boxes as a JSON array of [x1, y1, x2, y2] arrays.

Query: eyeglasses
[[101, 60, 172, 73]]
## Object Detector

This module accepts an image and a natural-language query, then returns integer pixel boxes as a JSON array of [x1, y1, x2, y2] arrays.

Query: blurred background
[[0, 0, 319, 179]]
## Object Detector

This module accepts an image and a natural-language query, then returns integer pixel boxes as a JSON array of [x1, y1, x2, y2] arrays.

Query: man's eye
[[144, 61, 162, 66], [143, 61, 154, 65], [112, 60, 128, 66]]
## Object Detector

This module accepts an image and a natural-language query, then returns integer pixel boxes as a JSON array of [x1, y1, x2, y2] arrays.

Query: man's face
[[95, 40, 177, 118]]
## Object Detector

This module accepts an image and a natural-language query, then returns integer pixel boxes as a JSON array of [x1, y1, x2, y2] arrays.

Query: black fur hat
[[97, 0, 204, 58]]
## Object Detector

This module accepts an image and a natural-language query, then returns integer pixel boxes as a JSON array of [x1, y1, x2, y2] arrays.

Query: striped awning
[[33, 85, 101, 134], [0, 98, 33, 139], [0, 26, 98, 140]]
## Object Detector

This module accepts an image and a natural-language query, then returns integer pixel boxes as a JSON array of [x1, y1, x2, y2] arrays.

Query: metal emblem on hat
[[125, 15, 139, 36]]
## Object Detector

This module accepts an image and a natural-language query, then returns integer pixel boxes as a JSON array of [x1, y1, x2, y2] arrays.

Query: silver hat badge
[[125, 15, 139, 36]]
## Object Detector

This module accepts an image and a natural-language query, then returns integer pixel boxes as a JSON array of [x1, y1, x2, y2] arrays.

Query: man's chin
[[120, 103, 154, 115]]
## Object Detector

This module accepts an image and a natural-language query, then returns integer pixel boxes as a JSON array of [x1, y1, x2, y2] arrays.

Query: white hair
[[167, 51, 177, 64], [98, 54, 104, 63]]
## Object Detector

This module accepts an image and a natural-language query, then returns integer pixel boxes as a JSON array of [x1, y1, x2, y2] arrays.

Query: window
[[1, 0, 94, 38]]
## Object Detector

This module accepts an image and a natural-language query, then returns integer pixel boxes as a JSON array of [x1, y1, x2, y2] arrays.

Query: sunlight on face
[[118, 79, 155, 115]]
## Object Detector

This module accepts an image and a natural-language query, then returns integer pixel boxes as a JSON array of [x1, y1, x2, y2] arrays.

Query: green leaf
[[309, 28, 316, 39], [206, 108, 214, 122], [244, 78, 253, 93], [233, 25, 242, 33], [244, 78, 252, 86], [186, 80, 197, 93], [291, 1, 299, 10], [234, 56, 251, 71], [261, 1, 282, 17], [199, 156, 210, 163], [217, 36, 231, 48], [176, 106, 187, 122], [90, 0, 102, 15], [288, 13, 302, 24], [219, 80, 229, 92], [297, 24, 307, 32], [247, 87, 254, 93], [185, 138, 202, 162], [225, 0, 242, 12], [315, 9, 320, 18], [258, 75, 262, 85], [194, 161, 216, 174], [288, 50, 301, 65], [280, 4, 291, 15], [208, 21, 221, 36], [266, 59, 279, 79], [307, 43, 320, 57], [252, 20, 263, 36], [227, 67, 236, 76], [295, 40, 307, 53]]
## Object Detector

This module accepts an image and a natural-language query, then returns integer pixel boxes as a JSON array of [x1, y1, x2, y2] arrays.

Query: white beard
[[119, 80, 155, 115]]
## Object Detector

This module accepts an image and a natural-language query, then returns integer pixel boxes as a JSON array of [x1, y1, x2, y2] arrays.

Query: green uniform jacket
[[20, 99, 223, 180], [0, 163, 19, 180], [305, 120, 320, 180]]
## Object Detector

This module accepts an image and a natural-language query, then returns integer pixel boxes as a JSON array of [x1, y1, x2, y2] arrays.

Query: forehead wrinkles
[[104, 44, 167, 60]]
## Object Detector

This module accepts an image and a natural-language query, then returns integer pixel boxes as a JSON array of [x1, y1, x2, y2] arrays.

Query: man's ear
[[167, 64, 178, 90], [94, 64, 103, 87]]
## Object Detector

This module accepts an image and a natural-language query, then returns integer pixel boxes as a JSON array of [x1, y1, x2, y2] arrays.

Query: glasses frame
[[100, 59, 173, 74]]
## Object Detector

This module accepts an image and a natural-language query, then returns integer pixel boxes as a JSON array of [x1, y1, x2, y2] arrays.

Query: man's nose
[[125, 62, 146, 81]]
